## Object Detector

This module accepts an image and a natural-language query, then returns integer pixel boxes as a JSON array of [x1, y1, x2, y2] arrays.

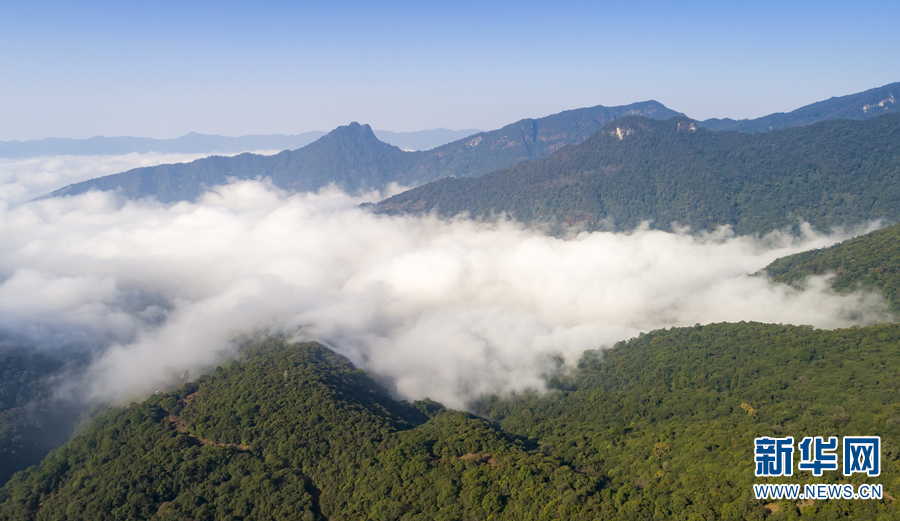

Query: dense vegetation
[[3, 322, 900, 519], [43, 102, 683, 202], [477, 322, 900, 519], [0, 341, 611, 520], [700, 81, 898, 132], [764, 222, 900, 313], [377, 114, 900, 236]]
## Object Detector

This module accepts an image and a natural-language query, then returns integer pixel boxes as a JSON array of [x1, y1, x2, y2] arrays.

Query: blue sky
[[2, 0, 898, 140]]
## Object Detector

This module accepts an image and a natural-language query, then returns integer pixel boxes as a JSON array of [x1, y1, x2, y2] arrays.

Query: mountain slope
[[404, 100, 686, 185], [701, 81, 899, 132], [377, 114, 900, 235], [44, 123, 411, 202], [0, 339, 610, 520], [764, 222, 900, 313], [42, 101, 684, 202], [475, 321, 900, 518], [5, 323, 900, 519]]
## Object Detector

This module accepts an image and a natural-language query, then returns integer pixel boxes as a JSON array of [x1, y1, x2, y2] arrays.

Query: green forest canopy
[[764, 222, 900, 313], [377, 114, 900, 236], [4, 322, 900, 520]]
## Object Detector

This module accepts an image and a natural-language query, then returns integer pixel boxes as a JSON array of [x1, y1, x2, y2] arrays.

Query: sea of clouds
[[0, 154, 893, 409]]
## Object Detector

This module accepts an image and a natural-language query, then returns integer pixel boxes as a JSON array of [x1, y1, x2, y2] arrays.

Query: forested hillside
[[43, 102, 682, 202], [764, 222, 900, 313], [0, 341, 610, 520], [476, 321, 900, 519], [4, 323, 900, 519], [377, 114, 900, 235]]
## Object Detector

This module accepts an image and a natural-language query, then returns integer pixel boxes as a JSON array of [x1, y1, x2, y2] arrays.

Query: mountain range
[[377, 114, 900, 235], [8, 82, 897, 163], [42, 101, 684, 202], [36, 83, 900, 232], [699, 81, 899, 132]]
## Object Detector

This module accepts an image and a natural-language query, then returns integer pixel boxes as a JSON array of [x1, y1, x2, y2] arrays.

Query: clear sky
[[1, 0, 898, 140]]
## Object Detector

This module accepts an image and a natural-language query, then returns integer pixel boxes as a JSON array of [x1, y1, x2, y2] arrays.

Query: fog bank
[[0, 172, 891, 409]]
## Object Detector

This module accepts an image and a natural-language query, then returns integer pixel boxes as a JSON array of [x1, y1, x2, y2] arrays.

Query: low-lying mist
[[0, 159, 893, 409]]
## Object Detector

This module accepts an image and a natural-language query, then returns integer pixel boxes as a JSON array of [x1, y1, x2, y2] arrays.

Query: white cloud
[[0, 167, 892, 409]]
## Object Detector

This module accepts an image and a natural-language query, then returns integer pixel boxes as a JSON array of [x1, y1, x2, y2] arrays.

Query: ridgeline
[[43, 102, 683, 203]]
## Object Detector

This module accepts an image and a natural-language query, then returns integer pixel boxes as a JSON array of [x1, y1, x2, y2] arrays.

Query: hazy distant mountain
[[42, 101, 684, 201], [700, 81, 899, 132], [10, 81, 900, 160], [377, 114, 900, 235], [0, 129, 485, 159], [43, 123, 409, 202], [0, 132, 327, 159]]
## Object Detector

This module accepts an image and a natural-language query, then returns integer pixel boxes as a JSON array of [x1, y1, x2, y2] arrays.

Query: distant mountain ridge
[[700, 81, 899, 132], [0, 132, 326, 159], [42, 101, 684, 201], [44, 123, 408, 202], [377, 113, 900, 235], [40, 82, 900, 206], [0, 129, 485, 159], [9, 81, 899, 161]]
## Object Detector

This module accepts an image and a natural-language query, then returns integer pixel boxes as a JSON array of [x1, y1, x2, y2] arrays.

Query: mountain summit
[[43, 123, 410, 202]]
